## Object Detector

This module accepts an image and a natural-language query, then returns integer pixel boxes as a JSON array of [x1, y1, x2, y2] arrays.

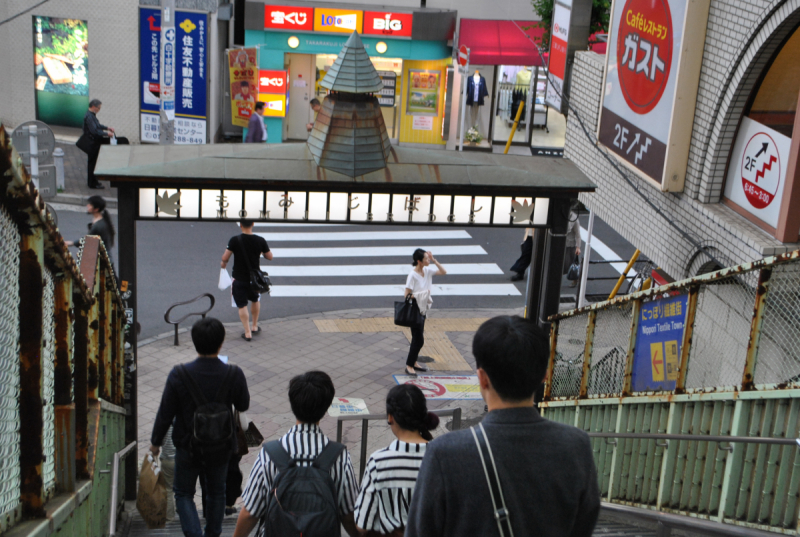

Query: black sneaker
[[510, 272, 525, 281]]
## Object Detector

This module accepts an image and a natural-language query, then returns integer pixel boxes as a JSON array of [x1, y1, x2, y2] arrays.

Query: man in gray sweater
[[406, 316, 600, 537]]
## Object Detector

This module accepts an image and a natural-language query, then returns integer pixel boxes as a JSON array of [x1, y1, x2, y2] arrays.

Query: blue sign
[[139, 8, 161, 115], [631, 293, 689, 392], [175, 12, 207, 119]]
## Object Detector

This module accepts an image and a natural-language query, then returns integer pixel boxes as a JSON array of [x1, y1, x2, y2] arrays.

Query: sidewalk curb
[[52, 192, 119, 209]]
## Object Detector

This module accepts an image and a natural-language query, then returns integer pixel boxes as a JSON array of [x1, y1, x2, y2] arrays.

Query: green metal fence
[[542, 250, 800, 534]]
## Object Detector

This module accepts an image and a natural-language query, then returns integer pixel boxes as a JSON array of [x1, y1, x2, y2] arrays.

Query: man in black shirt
[[221, 219, 273, 341], [83, 99, 114, 189]]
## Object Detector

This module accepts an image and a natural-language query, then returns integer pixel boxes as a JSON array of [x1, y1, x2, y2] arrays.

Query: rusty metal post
[[98, 269, 109, 401], [675, 286, 699, 394], [72, 299, 90, 479], [742, 268, 773, 390], [544, 320, 559, 400], [622, 299, 642, 396], [579, 311, 597, 398], [18, 226, 46, 517], [54, 276, 76, 492]]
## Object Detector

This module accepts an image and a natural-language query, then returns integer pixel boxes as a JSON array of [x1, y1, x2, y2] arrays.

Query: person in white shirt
[[403, 249, 446, 376]]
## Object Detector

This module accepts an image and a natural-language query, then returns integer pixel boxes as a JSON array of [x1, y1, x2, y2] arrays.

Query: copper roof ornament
[[308, 31, 392, 177]]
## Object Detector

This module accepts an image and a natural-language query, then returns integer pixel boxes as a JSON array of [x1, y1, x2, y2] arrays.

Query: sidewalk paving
[[54, 141, 118, 207]]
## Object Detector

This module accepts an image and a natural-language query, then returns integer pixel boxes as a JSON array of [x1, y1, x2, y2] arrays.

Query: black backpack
[[177, 364, 236, 464], [264, 440, 346, 537]]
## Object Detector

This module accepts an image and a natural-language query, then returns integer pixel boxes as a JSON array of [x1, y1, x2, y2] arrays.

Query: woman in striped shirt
[[354, 384, 440, 536]]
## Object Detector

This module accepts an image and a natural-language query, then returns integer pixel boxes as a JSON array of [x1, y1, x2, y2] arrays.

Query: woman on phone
[[403, 248, 446, 376], [354, 384, 440, 536]]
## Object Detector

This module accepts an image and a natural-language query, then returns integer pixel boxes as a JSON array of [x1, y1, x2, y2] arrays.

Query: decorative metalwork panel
[[589, 303, 633, 396], [42, 268, 56, 497], [550, 315, 586, 399]]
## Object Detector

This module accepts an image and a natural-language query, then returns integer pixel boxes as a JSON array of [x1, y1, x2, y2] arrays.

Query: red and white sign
[[393, 375, 482, 400], [264, 5, 314, 31], [545, 4, 571, 111], [258, 69, 288, 94], [724, 117, 790, 227], [458, 45, 469, 67], [363, 11, 413, 38]]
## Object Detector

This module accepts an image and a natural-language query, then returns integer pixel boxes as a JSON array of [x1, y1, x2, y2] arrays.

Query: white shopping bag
[[110, 135, 118, 146], [218, 268, 232, 290]]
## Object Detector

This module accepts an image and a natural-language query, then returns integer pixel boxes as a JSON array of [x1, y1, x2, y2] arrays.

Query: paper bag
[[218, 268, 232, 290], [136, 453, 167, 529]]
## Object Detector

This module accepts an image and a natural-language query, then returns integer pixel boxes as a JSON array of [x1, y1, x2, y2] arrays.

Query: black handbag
[[566, 254, 581, 281], [238, 236, 271, 294], [76, 133, 94, 154], [394, 296, 424, 327]]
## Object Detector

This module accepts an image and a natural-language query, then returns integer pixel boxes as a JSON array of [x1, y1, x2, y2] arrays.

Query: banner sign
[[314, 8, 364, 34], [598, 0, 710, 190], [377, 71, 397, 107], [264, 4, 314, 32], [545, 3, 571, 111], [228, 48, 259, 127], [631, 293, 688, 392], [258, 69, 288, 94], [363, 11, 413, 38], [256, 94, 287, 118], [723, 117, 791, 228]]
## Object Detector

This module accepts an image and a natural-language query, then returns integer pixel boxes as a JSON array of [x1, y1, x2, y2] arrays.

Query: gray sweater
[[405, 407, 600, 537]]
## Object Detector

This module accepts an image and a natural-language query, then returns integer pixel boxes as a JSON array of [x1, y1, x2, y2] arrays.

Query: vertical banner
[[545, 3, 571, 111], [140, 8, 161, 142], [229, 48, 258, 128]]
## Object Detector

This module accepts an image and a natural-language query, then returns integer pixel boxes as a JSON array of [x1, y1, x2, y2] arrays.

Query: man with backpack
[[233, 371, 360, 537], [150, 317, 250, 537]]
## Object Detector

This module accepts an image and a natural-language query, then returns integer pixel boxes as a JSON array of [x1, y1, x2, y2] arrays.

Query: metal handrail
[[336, 408, 462, 480], [587, 431, 799, 447], [164, 293, 215, 345], [108, 441, 137, 537]]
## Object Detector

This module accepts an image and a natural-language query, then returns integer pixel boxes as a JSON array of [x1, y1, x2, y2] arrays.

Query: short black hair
[[191, 317, 225, 356], [241, 81, 249, 87], [472, 316, 550, 402], [310, 98, 321, 107], [239, 219, 255, 228], [89, 98, 102, 108], [254, 102, 265, 111], [288, 371, 335, 423], [412, 248, 426, 266]]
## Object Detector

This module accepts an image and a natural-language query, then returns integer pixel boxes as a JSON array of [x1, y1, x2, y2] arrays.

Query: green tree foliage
[[529, 0, 611, 49]]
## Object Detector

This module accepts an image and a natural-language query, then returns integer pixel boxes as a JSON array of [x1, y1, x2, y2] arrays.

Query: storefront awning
[[458, 20, 545, 66]]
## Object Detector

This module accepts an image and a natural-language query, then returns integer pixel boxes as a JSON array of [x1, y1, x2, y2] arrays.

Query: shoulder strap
[[471, 424, 514, 537], [264, 440, 293, 472], [313, 441, 346, 472], [214, 365, 236, 403], [176, 365, 208, 407]]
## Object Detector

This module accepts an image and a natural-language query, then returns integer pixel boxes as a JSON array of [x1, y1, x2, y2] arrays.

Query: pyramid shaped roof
[[319, 32, 383, 94]]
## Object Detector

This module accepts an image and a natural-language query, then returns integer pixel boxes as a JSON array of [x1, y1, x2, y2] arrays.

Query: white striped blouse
[[241, 423, 358, 537], [354, 440, 428, 534]]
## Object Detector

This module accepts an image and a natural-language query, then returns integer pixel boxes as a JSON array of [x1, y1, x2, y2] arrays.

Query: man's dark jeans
[[174, 448, 228, 537]]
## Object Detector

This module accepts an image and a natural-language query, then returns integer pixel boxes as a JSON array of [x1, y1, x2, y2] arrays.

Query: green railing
[[542, 249, 800, 534]]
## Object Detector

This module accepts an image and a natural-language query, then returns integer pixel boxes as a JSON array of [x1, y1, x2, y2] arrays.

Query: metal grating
[[550, 315, 587, 398], [42, 268, 56, 496], [588, 304, 633, 396], [684, 275, 757, 390], [0, 207, 20, 518], [754, 263, 800, 386]]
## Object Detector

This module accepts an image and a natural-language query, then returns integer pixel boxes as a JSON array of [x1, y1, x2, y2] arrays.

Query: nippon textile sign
[[393, 375, 482, 401], [258, 70, 288, 94], [228, 48, 258, 127], [597, 0, 709, 190], [264, 5, 314, 32], [257, 93, 287, 118], [363, 11, 413, 38], [723, 117, 791, 228], [314, 8, 364, 34], [631, 293, 688, 392], [545, 3, 571, 111], [327, 397, 369, 417]]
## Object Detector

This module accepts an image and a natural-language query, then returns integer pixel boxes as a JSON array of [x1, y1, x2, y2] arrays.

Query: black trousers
[[510, 236, 533, 275], [87, 145, 100, 187], [406, 317, 426, 367]]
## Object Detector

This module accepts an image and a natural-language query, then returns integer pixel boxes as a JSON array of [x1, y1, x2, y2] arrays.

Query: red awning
[[458, 19, 546, 66]]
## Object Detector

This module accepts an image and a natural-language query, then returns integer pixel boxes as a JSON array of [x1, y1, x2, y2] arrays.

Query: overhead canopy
[[458, 20, 545, 66]]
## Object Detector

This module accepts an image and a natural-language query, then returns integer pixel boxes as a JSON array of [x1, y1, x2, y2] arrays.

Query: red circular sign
[[616, 0, 673, 114], [406, 379, 446, 398], [740, 132, 781, 209], [458, 45, 469, 67]]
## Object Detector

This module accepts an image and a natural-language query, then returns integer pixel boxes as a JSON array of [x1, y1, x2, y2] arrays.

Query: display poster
[[544, 3, 571, 111], [412, 116, 433, 130], [377, 71, 397, 107], [406, 70, 440, 116], [631, 293, 688, 392], [393, 375, 482, 400], [723, 117, 791, 228], [33, 16, 89, 128], [228, 48, 258, 127]]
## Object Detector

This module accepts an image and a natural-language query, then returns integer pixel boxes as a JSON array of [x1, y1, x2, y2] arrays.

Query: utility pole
[[160, 0, 176, 144]]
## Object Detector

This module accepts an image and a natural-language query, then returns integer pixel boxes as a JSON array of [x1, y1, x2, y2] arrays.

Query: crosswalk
[[249, 223, 520, 299]]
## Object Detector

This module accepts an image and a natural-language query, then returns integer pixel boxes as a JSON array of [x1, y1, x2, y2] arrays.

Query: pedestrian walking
[[405, 316, 600, 537], [306, 98, 321, 132], [509, 227, 534, 281], [150, 317, 250, 537], [354, 384, 440, 537], [244, 102, 267, 143], [221, 219, 273, 341], [233, 371, 360, 537], [65, 195, 115, 262], [565, 209, 582, 287], [403, 249, 446, 377], [80, 98, 114, 189]]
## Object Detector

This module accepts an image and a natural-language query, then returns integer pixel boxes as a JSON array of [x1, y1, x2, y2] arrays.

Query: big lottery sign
[[724, 116, 790, 227]]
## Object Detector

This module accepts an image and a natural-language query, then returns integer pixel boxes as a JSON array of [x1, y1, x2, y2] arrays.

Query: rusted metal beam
[[54, 405, 75, 493], [72, 300, 90, 479], [742, 267, 773, 391], [98, 269, 109, 401], [579, 311, 597, 398], [675, 286, 699, 394], [54, 277, 74, 406], [544, 321, 559, 401]]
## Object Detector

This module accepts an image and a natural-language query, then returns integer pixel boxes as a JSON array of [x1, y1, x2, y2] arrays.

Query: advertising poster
[[229, 48, 258, 127], [33, 16, 89, 128], [544, 3, 571, 111], [406, 70, 440, 116], [631, 293, 689, 392], [139, 8, 161, 142]]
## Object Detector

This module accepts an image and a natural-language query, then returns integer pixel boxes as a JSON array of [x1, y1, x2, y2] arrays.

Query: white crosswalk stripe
[[256, 230, 472, 241], [269, 245, 487, 258], [270, 284, 520, 298], [266, 263, 504, 277]]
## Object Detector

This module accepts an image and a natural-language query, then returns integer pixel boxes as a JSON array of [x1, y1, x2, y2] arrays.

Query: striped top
[[354, 440, 428, 533], [241, 423, 358, 537]]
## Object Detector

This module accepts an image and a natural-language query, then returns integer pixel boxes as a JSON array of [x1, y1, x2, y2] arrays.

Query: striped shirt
[[241, 423, 358, 537], [354, 440, 428, 533]]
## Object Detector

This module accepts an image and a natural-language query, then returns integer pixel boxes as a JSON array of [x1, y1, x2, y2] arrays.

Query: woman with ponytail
[[66, 195, 116, 263], [354, 384, 440, 536]]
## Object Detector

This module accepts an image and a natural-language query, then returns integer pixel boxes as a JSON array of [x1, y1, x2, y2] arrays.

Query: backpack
[[264, 440, 346, 537], [176, 364, 236, 464]]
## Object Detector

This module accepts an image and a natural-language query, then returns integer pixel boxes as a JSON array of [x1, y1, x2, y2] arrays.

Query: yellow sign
[[257, 94, 287, 118], [664, 340, 679, 381], [313, 8, 364, 34], [228, 48, 259, 127], [650, 342, 664, 382]]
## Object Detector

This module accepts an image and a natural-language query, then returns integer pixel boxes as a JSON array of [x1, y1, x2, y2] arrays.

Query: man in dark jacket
[[83, 99, 114, 189], [151, 317, 250, 537], [406, 316, 600, 537], [244, 102, 266, 143]]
